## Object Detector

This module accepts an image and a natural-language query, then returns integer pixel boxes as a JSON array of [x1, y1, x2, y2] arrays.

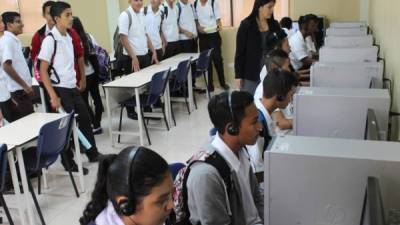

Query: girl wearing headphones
[[80, 146, 174, 225]]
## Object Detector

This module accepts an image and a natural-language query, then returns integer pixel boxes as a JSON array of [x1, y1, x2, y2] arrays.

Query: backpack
[[144, 5, 168, 20], [177, 2, 194, 24], [171, 150, 231, 225], [113, 9, 133, 63], [193, 0, 215, 16], [258, 109, 272, 152], [87, 34, 111, 83], [34, 33, 60, 84]]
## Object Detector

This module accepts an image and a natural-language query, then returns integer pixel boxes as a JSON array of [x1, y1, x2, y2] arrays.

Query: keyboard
[[388, 209, 400, 225]]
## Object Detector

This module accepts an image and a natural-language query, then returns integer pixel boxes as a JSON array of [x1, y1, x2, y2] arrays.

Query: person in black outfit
[[234, 0, 280, 95]]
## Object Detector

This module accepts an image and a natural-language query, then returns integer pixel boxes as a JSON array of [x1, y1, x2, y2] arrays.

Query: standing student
[[161, 0, 180, 59], [1, 12, 33, 121], [195, 0, 229, 92], [119, 0, 158, 73], [72, 17, 104, 135], [288, 14, 319, 71], [247, 69, 298, 177], [177, 0, 198, 53], [31, 1, 86, 112], [185, 91, 263, 225], [235, 0, 279, 95], [144, 0, 167, 61], [38, 2, 102, 171], [79, 146, 174, 225]]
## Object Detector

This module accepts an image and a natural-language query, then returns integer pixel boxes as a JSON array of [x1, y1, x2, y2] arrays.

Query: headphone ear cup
[[227, 124, 239, 136], [118, 199, 135, 216], [277, 95, 285, 102]]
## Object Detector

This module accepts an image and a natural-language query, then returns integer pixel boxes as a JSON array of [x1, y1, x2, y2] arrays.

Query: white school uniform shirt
[[178, 1, 198, 40], [288, 30, 308, 71], [195, 0, 221, 33], [161, 3, 180, 42], [118, 6, 149, 56], [144, 5, 163, 50], [85, 33, 98, 76], [38, 27, 77, 89], [0, 36, 10, 102], [305, 36, 317, 54], [0, 31, 32, 92], [282, 27, 295, 39], [253, 66, 268, 101], [211, 134, 263, 225]]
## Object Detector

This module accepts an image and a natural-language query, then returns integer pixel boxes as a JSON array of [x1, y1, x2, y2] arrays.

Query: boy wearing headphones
[[186, 91, 264, 225], [247, 68, 298, 179]]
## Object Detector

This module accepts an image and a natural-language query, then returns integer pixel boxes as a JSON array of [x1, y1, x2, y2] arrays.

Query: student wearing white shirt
[[288, 14, 319, 71], [38, 2, 102, 172], [1, 12, 34, 121], [247, 68, 298, 177], [144, 0, 167, 61], [194, 0, 229, 92], [280, 17, 295, 38], [186, 91, 263, 225], [119, 0, 158, 73], [177, 0, 198, 53], [162, 0, 181, 59]]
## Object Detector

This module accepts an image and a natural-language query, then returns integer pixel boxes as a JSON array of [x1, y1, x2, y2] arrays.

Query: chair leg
[[170, 102, 176, 126], [118, 106, 124, 143], [37, 173, 41, 195], [203, 72, 211, 99], [140, 107, 151, 145], [183, 86, 190, 114], [27, 179, 46, 225], [0, 194, 14, 225], [161, 106, 170, 131], [193, 91, 198, 109], [61, 153, 80, 198]]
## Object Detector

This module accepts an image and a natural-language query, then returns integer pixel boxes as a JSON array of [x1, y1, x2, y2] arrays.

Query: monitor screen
[[360, 177, 386, 225]]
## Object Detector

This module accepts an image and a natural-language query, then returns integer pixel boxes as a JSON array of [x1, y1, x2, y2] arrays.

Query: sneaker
[[92, 127, 103, 135], [221, 84, 230, 91]]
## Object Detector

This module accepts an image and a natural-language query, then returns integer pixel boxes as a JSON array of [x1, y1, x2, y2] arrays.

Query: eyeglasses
[[13, 19, 22, 24]]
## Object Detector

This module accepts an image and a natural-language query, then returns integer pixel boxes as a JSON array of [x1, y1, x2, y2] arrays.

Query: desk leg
[[188, 66, 194, 112], [135, 88, 144, 145], [7, 151, 28, 225], [165, 83, 172, 127], [73, 120, 85, 193], [105, 88, 114, 147], [205, 71, 210, 100], [16, 147, 35, 225], [39, 86, 46, 113]]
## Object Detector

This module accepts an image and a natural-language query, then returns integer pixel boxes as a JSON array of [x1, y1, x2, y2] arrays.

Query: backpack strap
[[46, 33, 60, 85], [125, 9, 133, 32], [144, 6, 148, 16], [258, 109, 272, 153], [177, 2, 182, 23], [163, 5, 168, 18]]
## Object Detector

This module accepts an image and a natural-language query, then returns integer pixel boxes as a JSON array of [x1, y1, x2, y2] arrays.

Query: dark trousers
[[53, 87, 99, 163], [10, 90, 34, 120], [180, 39, 199, 85], [198, 32, 226, 88], [121, 54, 151, 75], [82, 74, 104, 129], [164, 41, 181, 59], [0, 99, 19, 122]]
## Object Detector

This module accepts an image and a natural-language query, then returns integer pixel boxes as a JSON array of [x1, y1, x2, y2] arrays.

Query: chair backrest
[[169, 163, 185, 180], [146, 69, 171, 106], [0, 144, 8, 192], [196, 49, 213, 72], [36, 112, 75, 169], [173, 59, 192, 90]]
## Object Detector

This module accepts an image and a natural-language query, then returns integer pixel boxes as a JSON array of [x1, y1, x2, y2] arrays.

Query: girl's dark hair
[[79, 146, 170, 225], [248, 0, 280, 33], [72, 17, 90, 65]]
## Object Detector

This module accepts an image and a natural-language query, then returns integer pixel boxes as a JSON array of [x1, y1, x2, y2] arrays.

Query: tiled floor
[[2, 88, 221, 225]]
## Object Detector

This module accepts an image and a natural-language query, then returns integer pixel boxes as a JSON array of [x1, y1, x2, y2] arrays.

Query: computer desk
[[103, 53, 199, 146], [0, 113, 85, 225]]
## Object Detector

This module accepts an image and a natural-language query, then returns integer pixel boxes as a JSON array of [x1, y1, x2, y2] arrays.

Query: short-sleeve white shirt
[[178, 1, 198, 40], [144, 5, 163, 50], [161, 3, 180, 42], [194, 0, 221, 32], [289, 30, 308, 71]]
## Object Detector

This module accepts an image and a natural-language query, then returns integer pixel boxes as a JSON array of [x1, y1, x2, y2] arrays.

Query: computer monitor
[[364, 109, 381, 141], [360, 177, 386, 225], [292, 21, 299, 33]]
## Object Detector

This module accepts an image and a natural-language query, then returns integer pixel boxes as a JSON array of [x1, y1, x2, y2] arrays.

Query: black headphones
[[227, 92, 240, 136], [117, 147, 141, 216]]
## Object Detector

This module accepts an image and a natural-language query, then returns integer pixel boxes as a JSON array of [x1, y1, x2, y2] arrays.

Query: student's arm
[[146, 34, 158, 64], [273, 110, 293, 130], [160, 30, 167, 54], [234, 21, 248, 89], [187, 165, 231, 225], [179, 26, 194, 39], [195, 20, 206, 34], [2, 61, 33, 95], [118, 12, 140, 72], [213, 0, 222, 30], [77, 57, 86, 92], [300, 57, 315, 69]]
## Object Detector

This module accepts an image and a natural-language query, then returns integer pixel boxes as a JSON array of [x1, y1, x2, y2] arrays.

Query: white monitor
[[310, 61, 384, 89], [293, 87, 390, 139], [291, 21, 299, 33], [324, 35, 374, 48], [264, 135, 400, 225], [319, 46, 378, 63], [326, 27, 368, 36], [330, 21, 367, 28]]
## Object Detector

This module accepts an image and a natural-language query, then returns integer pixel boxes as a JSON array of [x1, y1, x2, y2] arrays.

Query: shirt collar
[[4, 31, 19, 42], [50, 26, 71, 41], [95, 201, 125, 225], [211, 133, 241, 172], [45, 24, 51, 35]]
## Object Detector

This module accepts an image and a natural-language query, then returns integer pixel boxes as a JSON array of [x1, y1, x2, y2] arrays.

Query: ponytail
[[79, 154, 117, 225]]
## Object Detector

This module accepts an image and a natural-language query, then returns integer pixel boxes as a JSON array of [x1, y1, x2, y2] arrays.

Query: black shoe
[[221, 84, 230, 91], [88, 152, 103, 163], [92, 127, 103, 135], [67, 164, 89, 175], [208, 86, 215, 92]]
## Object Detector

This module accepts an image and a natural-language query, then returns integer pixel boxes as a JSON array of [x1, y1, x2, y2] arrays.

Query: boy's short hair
[[263, 68, 298, 99], [280, 17, 293, 29], [42, 1, 56, 14], [50, 1, 71, 19], [1, 12, 21, 30], [265, 49, 289, 72]]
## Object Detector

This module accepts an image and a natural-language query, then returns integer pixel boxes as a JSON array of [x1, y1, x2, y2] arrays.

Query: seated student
[[247, 68, 298, 177], [303, 14, 319, 58], [186, 91, 264, 225], [280, 17, 294, 38], [1, 12, 34, 122], [119, 0, 158, 73], [31, 1, 86, 112], [288, 14, 319, 71], [143, 0, 167, 61], [79, 146, 173, 225], [38, 2, 102, 172]]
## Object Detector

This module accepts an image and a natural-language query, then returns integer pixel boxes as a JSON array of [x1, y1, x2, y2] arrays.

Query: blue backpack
[[87, 35, 111, 83]]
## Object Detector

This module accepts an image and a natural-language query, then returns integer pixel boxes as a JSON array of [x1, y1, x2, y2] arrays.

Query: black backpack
[[258, 109, 272, 151]]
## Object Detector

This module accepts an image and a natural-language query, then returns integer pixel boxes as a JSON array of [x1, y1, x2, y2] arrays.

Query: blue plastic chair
[[118, 69, 171, 145], [170, 58, 196, 114], [0, 144, 14, 225], [169, 163, 186, 180], [195, 49, 213, 99]]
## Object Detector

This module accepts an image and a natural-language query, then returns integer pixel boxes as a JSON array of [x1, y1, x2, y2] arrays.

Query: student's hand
[[236, 79, 244, 89], [132, 56, 141, 72], [78, 81, 86, 92], [217, 21, 223, 31], [197, 26, 206, 34], [162, 42, 167, 54], [50, 96, 61, 111], [185, 31, 194, 39], [151, 52, 159, 64], [23, 86, 34, 97]]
